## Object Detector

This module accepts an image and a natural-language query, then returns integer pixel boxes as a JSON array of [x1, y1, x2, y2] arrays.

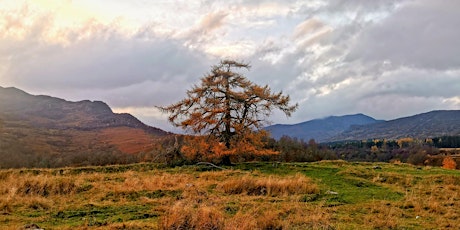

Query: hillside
[[329, 110, 460, 141], [265, 114, 382, 142], [0, 86, 170, 168], [0, 86, 167, 134]]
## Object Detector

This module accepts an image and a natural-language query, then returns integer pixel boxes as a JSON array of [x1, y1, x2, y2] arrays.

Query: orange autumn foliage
[[442, 156, 457, 170], [181, 131, 278, 163], [397, 137, 414, 148]]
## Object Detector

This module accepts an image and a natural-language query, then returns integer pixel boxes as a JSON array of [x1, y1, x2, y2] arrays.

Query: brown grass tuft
[[24, 196, 53, 210], [0, 198, 12, 214], [225, 210, 282, 230], [219, 173, 319, 196], [15, 175, 79, 196], [160, 201, 224, 230]]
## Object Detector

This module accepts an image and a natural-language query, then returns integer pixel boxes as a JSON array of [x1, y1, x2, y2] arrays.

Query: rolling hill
[[328, 110, 460, 141], [266, 110, 460, 143], [265, 114, 382, 142], [0, 86, 170, 168]]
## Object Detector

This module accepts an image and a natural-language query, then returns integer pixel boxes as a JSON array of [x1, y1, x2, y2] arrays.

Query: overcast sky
[[1, 0, 459, 132]]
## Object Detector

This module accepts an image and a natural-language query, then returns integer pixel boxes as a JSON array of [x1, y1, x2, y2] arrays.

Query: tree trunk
[[223, 75, 232, 149]]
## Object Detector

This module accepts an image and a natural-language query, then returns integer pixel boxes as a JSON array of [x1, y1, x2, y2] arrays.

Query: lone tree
[[159, 60, 298, 164]]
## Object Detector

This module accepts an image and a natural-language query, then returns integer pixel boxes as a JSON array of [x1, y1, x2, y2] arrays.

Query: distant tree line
[[1, 134, 459, 169], [147, 135, 460, 169], [431, 136, 460, 148], [0, 144, 138, 169]]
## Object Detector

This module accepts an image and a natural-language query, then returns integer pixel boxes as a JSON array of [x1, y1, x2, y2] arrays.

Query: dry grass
[[1, 173, 79, 200], [160, 201, 224, 230], [397, 176, 460, 228], [160, 197, 334, 230], [219, 173, 318, 196], [159, 172, 326, 230], [332, 164, 460, 229], [0, 167, 326, 229], [0, 162, 459, 229]]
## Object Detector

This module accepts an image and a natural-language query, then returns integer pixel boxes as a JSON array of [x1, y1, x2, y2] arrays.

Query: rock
[[326, 190, 339, 195]]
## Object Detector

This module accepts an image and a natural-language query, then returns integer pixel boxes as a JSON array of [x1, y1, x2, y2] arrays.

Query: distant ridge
[[266, 110, 460, 143], [0, 86, 168, 135], [265, 114, 382, 142], [328, 110, 460, 141]]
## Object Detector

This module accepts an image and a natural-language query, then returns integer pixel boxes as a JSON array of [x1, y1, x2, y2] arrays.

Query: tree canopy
[[159, 60, 298, 164]]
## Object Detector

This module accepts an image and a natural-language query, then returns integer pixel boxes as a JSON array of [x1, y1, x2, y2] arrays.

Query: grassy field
[[1, 161, 459, 229]]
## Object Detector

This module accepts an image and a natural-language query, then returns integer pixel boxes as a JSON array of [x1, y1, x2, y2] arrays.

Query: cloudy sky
[[1, 0, 459, 132]]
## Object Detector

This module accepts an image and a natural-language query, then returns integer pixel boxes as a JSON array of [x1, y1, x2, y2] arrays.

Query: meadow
[[1, 161, 459, 229]]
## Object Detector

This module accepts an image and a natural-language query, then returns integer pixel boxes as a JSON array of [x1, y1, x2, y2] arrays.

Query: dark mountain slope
[[329, 110, 460, 141], [265, 114, 382, 142], [0, 86, 167, 135]]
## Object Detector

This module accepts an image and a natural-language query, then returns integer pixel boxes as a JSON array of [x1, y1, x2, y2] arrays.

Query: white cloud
[[443, 97, 460, 107]]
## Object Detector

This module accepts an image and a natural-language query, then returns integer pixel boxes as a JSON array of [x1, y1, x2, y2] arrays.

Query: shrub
[[407, 151, 427, 166], [442, 156, 457, 169]]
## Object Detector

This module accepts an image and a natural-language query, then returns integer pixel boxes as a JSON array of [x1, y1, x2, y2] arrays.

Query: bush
[[442, 156, 457, 169], [407, 151, 428, 166]]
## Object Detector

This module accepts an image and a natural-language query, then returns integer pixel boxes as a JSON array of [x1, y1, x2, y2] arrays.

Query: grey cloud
[[5, 36, 208, 90], [355, 95, 449, 121], [321, 0, 400, 13], [367, 68, 460, 99], [347, 0, 460, 70]]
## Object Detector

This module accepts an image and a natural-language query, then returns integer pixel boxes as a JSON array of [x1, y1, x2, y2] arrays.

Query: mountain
[[265, 114, 382, 142], [0, 86, 171, 168], [328, 110, 460, 142], [0, 86, 167, 134]]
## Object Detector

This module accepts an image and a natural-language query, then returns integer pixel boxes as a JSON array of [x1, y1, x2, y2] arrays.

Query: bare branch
[[196, 162, 227, 170]]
